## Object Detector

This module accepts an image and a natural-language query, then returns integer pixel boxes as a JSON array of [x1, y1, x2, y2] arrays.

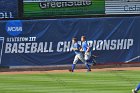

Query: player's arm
[[72, 44, 80, 51], [73, 44, 82, 51], [86, 47, 90, 52], [85, 43, 90, 52], [80, 47, 84, 52]]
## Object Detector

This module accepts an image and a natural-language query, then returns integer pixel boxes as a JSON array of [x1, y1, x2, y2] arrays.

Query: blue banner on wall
[[0, 17, 139, 66], [0, 0, 18, 19]]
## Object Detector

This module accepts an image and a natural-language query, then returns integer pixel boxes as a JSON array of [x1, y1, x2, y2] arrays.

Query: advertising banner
[[23, 0, 105, 17], [0, 0, 18, 19], [0, 17, 139, 66], [105, 0, 140, 14]]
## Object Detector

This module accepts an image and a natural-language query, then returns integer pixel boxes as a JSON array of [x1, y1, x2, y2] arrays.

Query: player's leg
[[90, 55, 97, 66], [132, 89, 138, 93], [85, 52, 97, 66], [85, 52, 95, 69], [78, 53, 91, 71], [85, 52, 92, 65], [132, 83, 140, 93], [132, 84, 140, 93], [85, 52, 91, 61], [136, 83, 140, 91], [70, 55, 78, 72]]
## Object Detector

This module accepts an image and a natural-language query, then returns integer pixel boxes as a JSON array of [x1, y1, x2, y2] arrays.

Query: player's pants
[[135, 83, 140, 91], [73, 53, 87, 64], [84, 52, 91, 61]]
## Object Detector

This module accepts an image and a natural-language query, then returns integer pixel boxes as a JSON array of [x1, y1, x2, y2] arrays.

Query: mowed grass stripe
[[0, 70, 139, 93]]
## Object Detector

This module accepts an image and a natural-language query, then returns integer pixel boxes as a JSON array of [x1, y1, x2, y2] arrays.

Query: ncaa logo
[[6, 20, 22, 36]]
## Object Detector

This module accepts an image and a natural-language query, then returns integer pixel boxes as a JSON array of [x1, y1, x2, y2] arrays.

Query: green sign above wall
[[23, 0, 105, 17]]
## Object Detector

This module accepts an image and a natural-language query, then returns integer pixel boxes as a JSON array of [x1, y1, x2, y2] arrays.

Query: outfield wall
[[0, 16, 139, 66], [0, 0, 18, 19]]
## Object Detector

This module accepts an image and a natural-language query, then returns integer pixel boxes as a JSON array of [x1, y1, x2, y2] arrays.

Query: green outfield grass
[[0, 70, 139, 93]]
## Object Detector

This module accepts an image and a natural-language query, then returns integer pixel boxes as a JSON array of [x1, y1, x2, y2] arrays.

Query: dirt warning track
[[0, 67, 140, 75]]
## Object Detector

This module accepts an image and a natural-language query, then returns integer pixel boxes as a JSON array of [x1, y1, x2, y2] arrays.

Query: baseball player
[[69, 38, 91, 72], [81, 36, 96, 66], [132, 83, 140, 93]]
